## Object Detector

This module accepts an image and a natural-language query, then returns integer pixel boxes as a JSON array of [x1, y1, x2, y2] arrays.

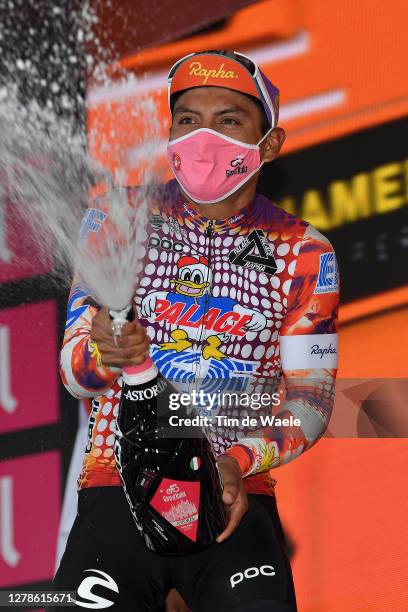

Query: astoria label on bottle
[[114, 363, 227, 555]]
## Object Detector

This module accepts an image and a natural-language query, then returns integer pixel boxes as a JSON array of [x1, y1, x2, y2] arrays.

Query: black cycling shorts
[[49, 486, 297, 612]]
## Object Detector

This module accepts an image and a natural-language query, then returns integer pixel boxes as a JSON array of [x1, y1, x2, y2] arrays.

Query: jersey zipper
[[205, 219, 214, 238], [194, 220, 214, 380]]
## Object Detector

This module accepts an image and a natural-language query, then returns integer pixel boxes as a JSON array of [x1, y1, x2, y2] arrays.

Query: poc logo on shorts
[[74, 569, 118, 609], [230, 565, 276, 589]]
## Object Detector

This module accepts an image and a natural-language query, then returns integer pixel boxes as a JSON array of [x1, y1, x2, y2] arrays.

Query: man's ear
[[262, 127, 286, 163]]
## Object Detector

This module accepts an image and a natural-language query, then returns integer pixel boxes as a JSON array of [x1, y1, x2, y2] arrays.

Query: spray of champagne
[[0, 84, 164, 327]]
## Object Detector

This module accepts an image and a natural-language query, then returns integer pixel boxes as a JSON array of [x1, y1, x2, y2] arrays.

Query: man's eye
[[221, 117, 240, 125], [179, 117, 195, 124]]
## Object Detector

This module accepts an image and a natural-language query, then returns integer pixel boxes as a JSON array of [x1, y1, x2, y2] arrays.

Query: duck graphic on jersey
[[140, 255, 267, 361]]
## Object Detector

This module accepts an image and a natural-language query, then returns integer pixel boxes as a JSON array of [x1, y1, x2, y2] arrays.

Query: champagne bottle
[[114, 360, 227, 556]]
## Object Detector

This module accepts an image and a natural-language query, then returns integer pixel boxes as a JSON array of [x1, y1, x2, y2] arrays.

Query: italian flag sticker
[[190, 457, 200, 471]]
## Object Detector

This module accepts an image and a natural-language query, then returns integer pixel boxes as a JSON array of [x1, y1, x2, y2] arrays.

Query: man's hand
[[216, 455, 248, 543], [90, 307, 150, 368]]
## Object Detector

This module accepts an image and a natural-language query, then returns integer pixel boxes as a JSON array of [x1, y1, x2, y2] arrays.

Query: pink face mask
[[167, 128, 271, 204]]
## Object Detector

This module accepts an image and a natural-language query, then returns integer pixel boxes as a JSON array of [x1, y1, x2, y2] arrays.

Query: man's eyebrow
[[174, 106, 247, 115], [174, 106, 201, 115], [215, 107, 247, 115]]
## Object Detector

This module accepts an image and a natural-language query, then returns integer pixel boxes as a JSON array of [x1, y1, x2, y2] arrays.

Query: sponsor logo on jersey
[[229, 229, 277, 275], [148, 235, 185, 253], [227, 213, 244, 224], [85, 399, 100, 453], [314, 252, 339, 294], [74, 568, 118, 609], [154, 299, 253, 337], [80, 208, 107, 240], [167, 216, 187, 237], [280, 333, 338, 370], [230, 565, 276, 589], [310, 343, 337, 359]]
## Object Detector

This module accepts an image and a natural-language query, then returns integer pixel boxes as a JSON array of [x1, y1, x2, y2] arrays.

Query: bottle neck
[[123, 358, 158, 385]]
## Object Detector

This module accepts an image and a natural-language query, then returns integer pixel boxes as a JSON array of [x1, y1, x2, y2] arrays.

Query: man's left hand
[[216, 455, 248, 543]]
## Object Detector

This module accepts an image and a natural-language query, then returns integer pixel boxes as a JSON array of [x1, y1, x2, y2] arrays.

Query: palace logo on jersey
[[154, 297, 258, 336], [140, 254, 267, 365], [228, 229, 277, 275], [314, 252, 339, 294]]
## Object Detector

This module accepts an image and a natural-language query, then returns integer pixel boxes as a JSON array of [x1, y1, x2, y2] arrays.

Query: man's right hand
[[90, 307, 150, 368]]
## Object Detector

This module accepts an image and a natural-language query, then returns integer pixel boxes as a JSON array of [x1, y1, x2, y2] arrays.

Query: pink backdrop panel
[[0, 452, 60, 587], [0, 300, 59, 433], [0, 199, 53, 283]]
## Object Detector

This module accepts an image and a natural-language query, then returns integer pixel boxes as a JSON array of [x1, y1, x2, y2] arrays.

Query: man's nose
[[200, 115, 219, 131]]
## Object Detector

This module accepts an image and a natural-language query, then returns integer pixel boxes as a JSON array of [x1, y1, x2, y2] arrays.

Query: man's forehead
[[173, 86, 255, 111]]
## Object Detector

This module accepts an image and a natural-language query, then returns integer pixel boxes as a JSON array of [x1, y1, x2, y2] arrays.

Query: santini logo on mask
[[226, 155, 248, 178], [167, 128, 271, 204]]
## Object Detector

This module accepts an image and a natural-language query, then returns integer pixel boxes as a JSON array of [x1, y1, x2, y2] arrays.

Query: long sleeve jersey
[[60, 180, 339, 496]]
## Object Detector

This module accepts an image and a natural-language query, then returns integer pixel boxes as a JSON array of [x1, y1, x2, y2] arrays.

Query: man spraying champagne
[[52, 50, 339, 612]]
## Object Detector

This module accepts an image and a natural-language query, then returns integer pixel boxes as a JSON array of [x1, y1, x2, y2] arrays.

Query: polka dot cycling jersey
[[60, 180, 340, 494]]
